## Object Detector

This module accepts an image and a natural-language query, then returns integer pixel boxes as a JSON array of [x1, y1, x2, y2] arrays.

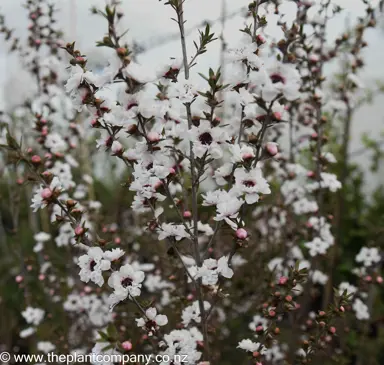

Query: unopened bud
[[41, 188, 52, 200], [74, 226, 85, 236], [236, 228, 248, 240], [265, 142, 278, 157], [122, 341, 132, 351], [31, 155, 42, 165]]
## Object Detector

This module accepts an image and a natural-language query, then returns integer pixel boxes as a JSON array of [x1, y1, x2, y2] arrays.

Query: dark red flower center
[[121, 277, 133, 288], [89, 260, 97, 271], [243, 180, 256, 187], [145, 320, 157, 330], [127, 102, 138, 110], [199, 132, 213, 145], [270, 73, 286, 84]]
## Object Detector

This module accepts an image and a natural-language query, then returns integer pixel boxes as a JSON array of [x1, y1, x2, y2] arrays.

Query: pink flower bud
[[365, 275, 372, 282], [376, 276, 383, 284], [122, 341, 132, 351], [31, 155, 42, 164], [265, 142, 278, 156], [153, 180, 163, 190], [278, 276, 288, 285], [329, 326, 336, 334], [41, 188, 52, 200], [256, 325, 263, 332], [38, 274, 45, 281], [242, 152, 254, 160], [236, 228, 248, 240], [187, 294, 194, 301], [75, 226, 85, 236], [339, 306, 345, 312], [273, 111, 282, 120], [15, 275, 23, 283], [111, 141, 123, 154], [256, 34, 266, 44], [147, 131, 160, 142], [183, 211, 192, 218]]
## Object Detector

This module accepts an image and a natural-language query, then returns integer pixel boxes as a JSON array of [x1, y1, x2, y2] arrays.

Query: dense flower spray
[[0, 0, 383, 364]]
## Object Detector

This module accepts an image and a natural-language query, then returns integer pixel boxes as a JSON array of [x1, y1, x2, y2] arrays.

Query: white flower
[[353, 298, 370, 320], [65, 65, 85, 93], [65, 65, 96, 93], [31, 177, 63, 212], [189, 121, 228, 159], [22, 307, 45, 326], [227, 42, 262, 69], [78, 247, 112, 287], [311, 270, 328, 285], [103, 248, 125, 261], [249, 314, 269, 332], [347, 73, 364, 88], [136, 307, 168, 335], [45, 132, 67, 154], [193, 257, 233, 286], [237, 339, 267, 354], [107, 264, 145, 308], [215, 194, 244, 222], [213, 163, 233, 186], [91, 342, 122, 365], [34, 232, 51, 242], [250, 62, 301, 102], [182, 301, 211, 327], [355, 247, 381, 267], [233, 167, 271, 204], [305, 237, 331, 257], [159, 328, 203, 365], [338, 282, 357, 296], [168, 79, 197, 103], [229, 145, 255, 163], [123, 61, 156, 83], [158, 223, 190, 241], [217, 256, 234, 279], [322, 152, 337, 163], [37, 341, 56, 354], [20, 327, 36, 338]]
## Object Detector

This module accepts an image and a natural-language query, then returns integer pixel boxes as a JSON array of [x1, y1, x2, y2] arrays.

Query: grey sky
[[1, 0, 383, 188]]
